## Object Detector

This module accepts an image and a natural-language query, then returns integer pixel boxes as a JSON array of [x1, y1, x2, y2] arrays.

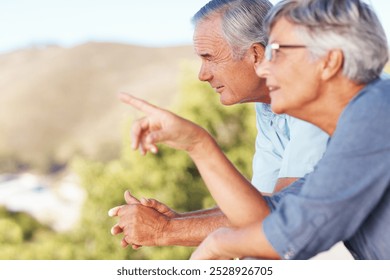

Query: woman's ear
[[321, 49, 344, 81]]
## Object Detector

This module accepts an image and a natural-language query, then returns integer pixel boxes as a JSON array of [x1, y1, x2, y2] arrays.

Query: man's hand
[[109, 190, 142, 249], [119, 93, 208, 155], [109, 190, 180, 248], [116, 203, 170, 247], [140, 197, 181, 219]]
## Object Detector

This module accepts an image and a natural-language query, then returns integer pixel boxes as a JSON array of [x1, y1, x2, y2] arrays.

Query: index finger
[[119, 92, 159, 115]]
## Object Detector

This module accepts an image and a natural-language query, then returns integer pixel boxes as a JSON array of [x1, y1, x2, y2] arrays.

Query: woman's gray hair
[[265, 0, 389, 84], [192, 0, 273, 59]]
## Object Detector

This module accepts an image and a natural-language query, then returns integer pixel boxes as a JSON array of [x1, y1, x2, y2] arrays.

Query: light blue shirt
[[251, 103, 329, 193]]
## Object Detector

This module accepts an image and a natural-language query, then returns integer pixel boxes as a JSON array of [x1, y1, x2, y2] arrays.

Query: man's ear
[[321, 49, 344, 81], [251, 43, 265, 68]]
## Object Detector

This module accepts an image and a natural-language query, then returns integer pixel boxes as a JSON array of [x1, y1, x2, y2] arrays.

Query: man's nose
[[198, 63, 213, 82]]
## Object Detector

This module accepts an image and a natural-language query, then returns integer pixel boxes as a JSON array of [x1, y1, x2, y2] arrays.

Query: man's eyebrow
[[199, 53, 213, 59]]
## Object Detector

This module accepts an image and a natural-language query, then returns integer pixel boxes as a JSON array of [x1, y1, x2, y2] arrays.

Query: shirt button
[[283, 250, 294, 259]]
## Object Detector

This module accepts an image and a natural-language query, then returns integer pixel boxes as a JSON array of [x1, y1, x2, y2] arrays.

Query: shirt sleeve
[[263, 84, 390, 259], [278, 117, 329, 179]]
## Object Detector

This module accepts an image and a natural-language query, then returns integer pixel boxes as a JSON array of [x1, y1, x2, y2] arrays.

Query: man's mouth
[[214, 86, 224, 92]]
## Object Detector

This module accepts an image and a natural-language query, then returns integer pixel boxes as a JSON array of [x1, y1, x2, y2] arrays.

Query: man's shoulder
[[255, 103, 327, 137]]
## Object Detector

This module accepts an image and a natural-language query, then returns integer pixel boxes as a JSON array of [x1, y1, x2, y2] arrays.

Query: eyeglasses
[[265, 43, 307, 61]]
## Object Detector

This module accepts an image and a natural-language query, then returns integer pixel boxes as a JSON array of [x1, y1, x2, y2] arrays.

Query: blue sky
[[1, 0, 390, 54]]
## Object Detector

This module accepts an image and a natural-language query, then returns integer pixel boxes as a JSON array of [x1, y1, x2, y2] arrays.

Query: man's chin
[[219, 95, 238, 106], [220, 94, 263, 106], [220, 100, 236, 106]]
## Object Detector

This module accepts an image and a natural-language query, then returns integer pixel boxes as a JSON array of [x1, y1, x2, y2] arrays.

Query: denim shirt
[[263, 79, 390, 259], [252, 104, 329, 193]]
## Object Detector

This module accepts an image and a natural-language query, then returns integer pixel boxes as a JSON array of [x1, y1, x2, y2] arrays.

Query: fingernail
[[108, 208, 115, 217]]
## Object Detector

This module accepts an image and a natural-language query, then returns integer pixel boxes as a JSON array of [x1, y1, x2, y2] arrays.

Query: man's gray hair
[[265, 0, 389, 84], [192, 0, 273, 59]]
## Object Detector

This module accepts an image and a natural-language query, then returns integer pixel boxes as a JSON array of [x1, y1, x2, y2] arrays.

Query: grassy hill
[[0, 42, 198, 172]]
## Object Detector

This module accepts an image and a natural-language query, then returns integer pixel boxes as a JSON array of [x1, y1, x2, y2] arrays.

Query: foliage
[[0, 63, 256, 260]]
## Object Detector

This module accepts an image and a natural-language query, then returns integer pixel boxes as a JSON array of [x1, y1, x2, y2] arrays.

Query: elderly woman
[[119, 0, 390, 259]]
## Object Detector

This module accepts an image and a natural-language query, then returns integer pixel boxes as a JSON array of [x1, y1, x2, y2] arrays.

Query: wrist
[[187, 129, 218, 159], [159, 217, 194, 246], [159, 216, 209, 247], [152, 215, 168, 246]]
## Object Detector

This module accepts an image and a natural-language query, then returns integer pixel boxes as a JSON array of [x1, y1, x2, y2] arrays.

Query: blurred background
[[0, 0, 389, 259]]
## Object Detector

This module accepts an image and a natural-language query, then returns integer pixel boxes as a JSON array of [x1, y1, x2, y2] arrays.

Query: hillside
[[0, 42, 198, 172], [0, 43, 388, 173]]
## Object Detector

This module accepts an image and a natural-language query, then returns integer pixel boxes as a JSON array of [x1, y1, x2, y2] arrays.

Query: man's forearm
[[178, 206, 221, 218], [160, 209, 230, 246]]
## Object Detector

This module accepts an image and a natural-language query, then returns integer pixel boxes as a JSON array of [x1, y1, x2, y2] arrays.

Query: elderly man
[[109, 0, 328, 250], [188, 0, 390, 259]]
